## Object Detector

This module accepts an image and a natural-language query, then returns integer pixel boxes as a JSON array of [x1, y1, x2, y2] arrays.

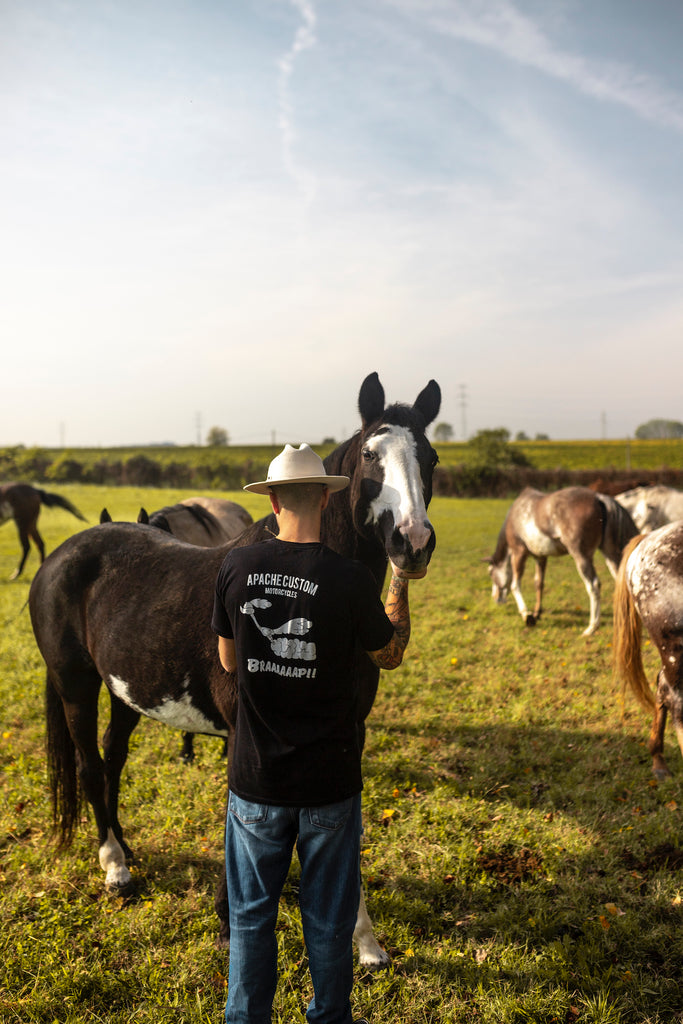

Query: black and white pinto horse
[[486, 486, 638, 636], [616, 485, 683, 534], [613, 522, 683, 780], [29, 372, 441, 969]]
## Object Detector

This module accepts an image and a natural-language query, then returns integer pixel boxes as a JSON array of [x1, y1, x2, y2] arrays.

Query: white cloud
[[386, 0, 683, 132]]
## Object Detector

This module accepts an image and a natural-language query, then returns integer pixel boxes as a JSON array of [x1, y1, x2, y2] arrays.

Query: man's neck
[[275, 510, 322, 544]]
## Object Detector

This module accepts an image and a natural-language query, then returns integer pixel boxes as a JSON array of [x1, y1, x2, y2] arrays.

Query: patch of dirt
[[476, 844, 543, 884]]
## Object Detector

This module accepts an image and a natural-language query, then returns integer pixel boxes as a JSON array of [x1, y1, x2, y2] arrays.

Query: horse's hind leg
[[648, 694, 670, 781], [62, 689, 134, 893], [102, 694, 141, 863], [29, 525, 46, 563]]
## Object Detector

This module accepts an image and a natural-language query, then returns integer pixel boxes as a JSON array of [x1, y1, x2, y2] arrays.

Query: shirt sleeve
[[352, 564, 395, 652]]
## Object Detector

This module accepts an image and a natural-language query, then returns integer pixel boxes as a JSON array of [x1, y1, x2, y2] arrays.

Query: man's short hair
[[270, 482, 326, 511]]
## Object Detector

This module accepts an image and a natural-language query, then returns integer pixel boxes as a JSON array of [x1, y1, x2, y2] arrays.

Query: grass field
[[1, 486, 681, 1023]]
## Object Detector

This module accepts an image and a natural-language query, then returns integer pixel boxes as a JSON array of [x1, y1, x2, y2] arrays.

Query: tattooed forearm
[[369, 574, 411, 670]]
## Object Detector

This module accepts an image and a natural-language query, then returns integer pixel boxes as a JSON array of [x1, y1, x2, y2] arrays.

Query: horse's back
[[626, 521, 683, 631], [180, 497, 254, 542]]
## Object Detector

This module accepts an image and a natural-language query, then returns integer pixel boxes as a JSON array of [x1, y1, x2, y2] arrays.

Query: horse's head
[[341, 372, 441, 577], [486, 555, 511, 603]]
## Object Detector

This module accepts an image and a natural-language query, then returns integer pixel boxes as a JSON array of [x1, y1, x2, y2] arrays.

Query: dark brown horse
[[0, 483, 86, 579], [613, 522, 683, 780], [486, 486, 637, 635], [101, 498, 254, 762], [29, 372, 441, 968]]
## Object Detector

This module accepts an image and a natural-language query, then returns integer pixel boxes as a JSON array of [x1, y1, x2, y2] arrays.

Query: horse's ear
[[358, 372, 385, 426], [100, 508, 112, 523], [137, 508, 149, 524], [414, 380, 441, 427]]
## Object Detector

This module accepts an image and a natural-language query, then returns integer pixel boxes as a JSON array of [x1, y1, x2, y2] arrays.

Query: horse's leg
[[101, 695, 141, 863], [509, 549, 533, 625], [353, 884, 390, 970], [62, 690, 134, 893], [532, 556, 547, 623], [28, 524, 46, 563], [9, 526, 32, 580], [572, 554, 601, 636], [648, 692, 670, 781], [180, 732, 195, 762]]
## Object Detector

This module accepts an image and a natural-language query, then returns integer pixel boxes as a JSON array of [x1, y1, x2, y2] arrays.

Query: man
[[212, 443, 420, 1024]]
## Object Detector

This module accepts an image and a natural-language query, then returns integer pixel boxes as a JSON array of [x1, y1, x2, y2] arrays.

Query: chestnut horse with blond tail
[[613, 522, 683, 780]]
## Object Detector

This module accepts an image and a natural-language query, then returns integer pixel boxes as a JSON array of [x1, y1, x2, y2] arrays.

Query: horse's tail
[[45, 673, 83, 846], [597, 493, 639, 564], [612, 534, 655, 712], [37, 489, 87, 522]]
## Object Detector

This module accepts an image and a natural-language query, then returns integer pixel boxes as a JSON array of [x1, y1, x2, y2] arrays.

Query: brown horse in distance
[[0, 483, 86, 579], [486, 486, 638, 635]]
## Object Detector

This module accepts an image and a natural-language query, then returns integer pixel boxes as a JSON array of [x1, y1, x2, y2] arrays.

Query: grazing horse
[[0, 482, 86, 579], [616, 485, 683, 534], [613, 522, 683, 779], [486, 486, 638, 636], [29, 371, 441, 968], [141, 497, 253, 545]]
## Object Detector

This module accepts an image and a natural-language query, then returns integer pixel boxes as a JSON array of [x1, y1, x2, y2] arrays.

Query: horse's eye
[[362, 449, 375, 462]]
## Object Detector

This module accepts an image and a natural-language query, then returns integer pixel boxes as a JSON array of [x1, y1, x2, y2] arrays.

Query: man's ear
[[269, 490, 281, 515], [321, 486, 330, 510]]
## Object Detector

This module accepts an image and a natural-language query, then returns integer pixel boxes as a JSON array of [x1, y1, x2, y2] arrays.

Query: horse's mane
[[149, 503, 218, 536], [490, 517, 510, 564]]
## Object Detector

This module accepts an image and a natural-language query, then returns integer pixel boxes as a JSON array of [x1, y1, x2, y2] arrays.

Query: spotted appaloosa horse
[[616, 485, 683, 534], [29, 371, 441, 968], [486, 486, 638, 636], [613, 522, 683, 780], [0, 483, 86, 580]]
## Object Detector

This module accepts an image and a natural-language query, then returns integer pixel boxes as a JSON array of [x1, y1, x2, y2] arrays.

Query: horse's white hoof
[[358, 945, 391, 972], [105, 878, 134, 897]]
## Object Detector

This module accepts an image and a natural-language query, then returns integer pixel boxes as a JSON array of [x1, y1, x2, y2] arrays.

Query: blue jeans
[[224, 791, 362, 1024]]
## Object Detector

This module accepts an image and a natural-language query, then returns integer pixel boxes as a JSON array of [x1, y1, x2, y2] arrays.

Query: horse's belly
[[108, 674, 229, 736], [521, 521, 565, 557]]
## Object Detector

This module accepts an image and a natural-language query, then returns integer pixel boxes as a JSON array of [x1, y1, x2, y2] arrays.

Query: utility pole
[[458, 384, 469, 440]]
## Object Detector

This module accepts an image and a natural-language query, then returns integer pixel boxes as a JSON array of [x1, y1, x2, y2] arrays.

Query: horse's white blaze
[[364, 425, 431, 552], [99, 829, 132, 889], [108, 674, 229, 736], [353, 886, 390, 970]]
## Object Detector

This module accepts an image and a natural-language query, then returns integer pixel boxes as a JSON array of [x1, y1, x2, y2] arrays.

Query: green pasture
[[1, 486, 681, 1023]]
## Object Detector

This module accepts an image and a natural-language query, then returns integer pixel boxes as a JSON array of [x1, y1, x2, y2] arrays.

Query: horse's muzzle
[[387, 521, 436, 575]]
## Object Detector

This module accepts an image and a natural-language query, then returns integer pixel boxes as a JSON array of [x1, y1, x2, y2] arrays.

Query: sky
[[2, 0, 683, 448]]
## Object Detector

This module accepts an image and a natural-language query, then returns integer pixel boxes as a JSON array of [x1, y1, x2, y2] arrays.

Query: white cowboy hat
[[244, 443, 350, 495]]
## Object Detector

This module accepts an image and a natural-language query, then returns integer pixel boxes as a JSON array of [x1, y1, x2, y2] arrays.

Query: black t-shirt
[[212, 538, 394, 806]]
